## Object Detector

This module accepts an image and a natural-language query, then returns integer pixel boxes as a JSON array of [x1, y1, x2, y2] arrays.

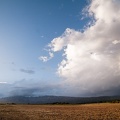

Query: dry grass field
[[0, 103, 120, 120]]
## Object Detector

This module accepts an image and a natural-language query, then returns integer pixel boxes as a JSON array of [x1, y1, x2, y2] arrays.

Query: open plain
[[0, 103, 120, 120]]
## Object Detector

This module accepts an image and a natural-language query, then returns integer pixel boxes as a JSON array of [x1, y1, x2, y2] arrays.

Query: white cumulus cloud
[[40, 0, 120, 96]]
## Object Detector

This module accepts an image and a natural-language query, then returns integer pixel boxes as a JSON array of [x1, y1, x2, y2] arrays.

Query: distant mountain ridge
[[0, 96, 120, 104]]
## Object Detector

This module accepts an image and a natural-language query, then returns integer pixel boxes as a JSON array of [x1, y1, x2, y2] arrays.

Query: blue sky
[[0, 0, 88, 83], [0, 0, 120, 97]]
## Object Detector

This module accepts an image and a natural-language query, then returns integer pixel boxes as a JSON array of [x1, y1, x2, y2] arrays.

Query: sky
[[0, 0, 120, 98]]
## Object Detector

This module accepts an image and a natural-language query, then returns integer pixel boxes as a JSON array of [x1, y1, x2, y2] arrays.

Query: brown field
[[0, 103, 120, 120]]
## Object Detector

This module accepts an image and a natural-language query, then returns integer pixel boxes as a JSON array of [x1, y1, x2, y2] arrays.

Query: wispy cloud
[[72, 0, 75, 2], [0, 82, 7, 84], [20, 69, 35, 74], [39, 52, 54, 62], [40, 35, 44, 38]]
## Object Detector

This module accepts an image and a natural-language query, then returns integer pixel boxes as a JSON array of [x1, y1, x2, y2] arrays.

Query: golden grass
[[0, 103, 120, 120]]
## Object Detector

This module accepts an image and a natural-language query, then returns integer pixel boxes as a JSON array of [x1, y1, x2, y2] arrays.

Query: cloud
[[112, 40, 120, 44], [0, 82, 7, 84], [0, 79, 62, 97], [41, 35, 44, 38], [11, 85, 58, 97], [0, 83, 13, 98], [20, 69, 35, 74], [39, 52, 54, 62], [40, 0, 120, 96], [9, 79, 62, 97]]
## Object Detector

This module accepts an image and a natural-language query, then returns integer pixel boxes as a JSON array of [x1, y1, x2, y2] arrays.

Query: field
[[0, 103, 120, 120]]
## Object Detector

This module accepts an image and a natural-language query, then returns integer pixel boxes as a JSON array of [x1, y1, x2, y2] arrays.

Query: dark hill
[[0, 96, 120, 104]]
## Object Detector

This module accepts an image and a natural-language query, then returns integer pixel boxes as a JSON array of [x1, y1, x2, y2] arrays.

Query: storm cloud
[[0, 79, 62, 98], [10, 80, 61, 97]]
